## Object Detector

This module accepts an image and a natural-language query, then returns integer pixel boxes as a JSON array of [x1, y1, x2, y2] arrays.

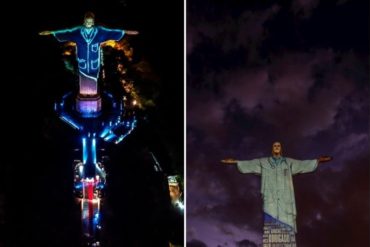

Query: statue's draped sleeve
[[98, 27, 125, 42], [52, 27, 80, 42], [237, 159, 261, 174], [290, 158, 318, 175]]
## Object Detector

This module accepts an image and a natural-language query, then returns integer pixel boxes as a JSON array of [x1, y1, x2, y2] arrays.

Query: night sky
[[187, 0, 369, 247], [3, 0, 183, 246]]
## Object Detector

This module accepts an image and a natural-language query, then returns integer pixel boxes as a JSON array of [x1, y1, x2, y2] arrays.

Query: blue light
[[62, 92, 72, 100], [82, 138, 87, 164], [93, 212, 100, 225], [74, 183, 83, 189], [115, 132, 129, 144], [97, 183, 105, 189], [92, 138, 97, 164], [60, 116, 81, 130], [104, 133, 116, 141], [100, 127, 111, 138]]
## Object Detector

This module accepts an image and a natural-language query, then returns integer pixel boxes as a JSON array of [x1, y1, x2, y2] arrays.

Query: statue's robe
[[52, 26, 125, 95], [237, 156, 317, 245]]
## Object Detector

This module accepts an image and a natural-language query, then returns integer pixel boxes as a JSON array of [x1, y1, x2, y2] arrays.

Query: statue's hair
[[84, 11, 95, 20]]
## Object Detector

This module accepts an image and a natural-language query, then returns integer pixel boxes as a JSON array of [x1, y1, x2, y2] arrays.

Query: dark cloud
[[295, 154, 369, 247], [291, 0, 320, 18], [236, 239, 258, 247], [187, 239, 208, 247], [187, 2, 280, 54]]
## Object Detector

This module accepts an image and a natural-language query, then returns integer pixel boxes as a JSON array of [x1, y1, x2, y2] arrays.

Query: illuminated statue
[[39, 12, 140, 246], [39, 11, 138, 96], [168, 175, 184, 210], [221, 142, 332, 246], [168, 175, 184, 247]]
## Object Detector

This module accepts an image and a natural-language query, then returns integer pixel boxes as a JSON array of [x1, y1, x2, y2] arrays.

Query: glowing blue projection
[[43, 12, 140, 247], [104, 133, 116, 141], [93, 212, 100, 225], [92, 138, 97, 164], [115, 130, 133, 144], [52, 26, 124, 79], [60, 116, 81, 130], [82, 138, 87, 164], [99, 127, 110, 138], [74, 182, 83, 189], [40, 12, 138, 96]]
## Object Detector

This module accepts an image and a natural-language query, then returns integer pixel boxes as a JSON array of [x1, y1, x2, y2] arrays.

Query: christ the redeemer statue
[[221, 142, 332, 247], [39, 11, 138, 96]]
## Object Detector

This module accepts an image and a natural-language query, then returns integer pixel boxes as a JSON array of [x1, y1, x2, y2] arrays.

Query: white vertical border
[[183, 0, 187, 245]]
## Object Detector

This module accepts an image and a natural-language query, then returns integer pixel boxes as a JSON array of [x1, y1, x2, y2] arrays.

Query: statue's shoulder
[[284, 157, 295, 163], [259, 157, 270, 167], [259, 157, 269, 163]]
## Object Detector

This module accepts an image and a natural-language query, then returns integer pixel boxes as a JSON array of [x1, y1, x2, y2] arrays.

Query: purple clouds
[[187, 0, 369, 246]]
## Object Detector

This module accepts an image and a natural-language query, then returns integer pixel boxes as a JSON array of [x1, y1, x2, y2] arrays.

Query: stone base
[[262, 220, 296, 247]]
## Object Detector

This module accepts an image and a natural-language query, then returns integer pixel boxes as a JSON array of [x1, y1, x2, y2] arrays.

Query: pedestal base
[[262, 215, 296, 247], [76, 95, 102, 118]]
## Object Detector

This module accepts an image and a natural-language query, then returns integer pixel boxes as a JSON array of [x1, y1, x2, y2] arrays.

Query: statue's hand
[[221, 158, 237, 164], [318, 156, 333, 163], [39, 31, 52, 36], [125, 30, 139, 35]]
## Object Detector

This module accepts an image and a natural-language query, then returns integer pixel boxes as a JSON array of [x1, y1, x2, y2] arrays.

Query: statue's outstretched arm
[[125, 30, 139, 35]]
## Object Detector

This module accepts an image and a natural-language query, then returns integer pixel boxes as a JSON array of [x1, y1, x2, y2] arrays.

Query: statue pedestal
[[262, 216, 296, 247], [76, 95, 102, 118], [79, 74, 98, 95]]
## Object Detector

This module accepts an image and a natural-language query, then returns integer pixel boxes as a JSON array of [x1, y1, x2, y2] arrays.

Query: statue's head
[[83, 11, 95, 28], [271, 141, 283, 157]]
